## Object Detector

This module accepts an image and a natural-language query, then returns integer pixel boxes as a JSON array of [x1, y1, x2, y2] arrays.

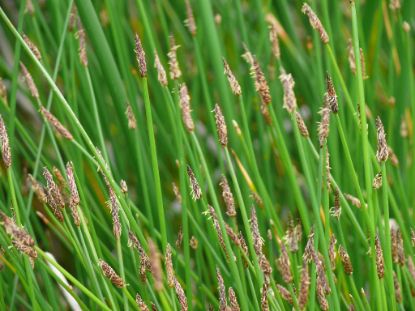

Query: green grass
[[0, 0, 414, 310]]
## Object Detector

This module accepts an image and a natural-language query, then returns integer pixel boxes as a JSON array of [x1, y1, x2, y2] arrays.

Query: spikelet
[[148, 239, 163, 291], [154, 52, 168, 86], [344, 193, 363, 209], [27, 174, 47, 203], [261, 279, 270, 311], [375, 235, 384, 279], [298, 261, 310, 309], [253, 58, 272, 105], [314, 251, 330, 295], [279, 69, 296, 113], [172, 182, 182, 204], [301, 3, 329, 44], [184, 0, 196, 36], [134, 33, 147, 77], [223, 58, 241, 96], [76, 24, 88, 67], [66, 162, 80, 226], [372, 172, 383, 189], [135, 293, 149, 311], [120, 180, 128, 194], [394, 272, 402, 303], [43, 167, 64, 221], [295, 111, 309, 138], [20, 63, 39, 98], [128, 231, 151, 282], [303, 228, 315, 263], [268, 22, 280, 60], [207, 205, 227, 258], [23, 34, 41, 60], [40, 106, 73, 140], [165, 244, 174, 288], [326, 74, 338, 113], [283, 221, 302, 252], [216, 268, 227, 311], [376, 116, 389, 162], [228, 287, 240, 311], [179, 84, 195, 132], [388, 146, 399, 166], [213, 104, 228, 146], [103, 174, 121, 239], [277, 242, 293, 283], [347, 39, 357, 74], [392, 228, 405, 266], [407, 256, 415, 281], [99, 259, 125, 288], [168, 36, 181, 80], [318, 95, 331, 147], [190, 236, 198, 249], [187, 165, 201, 200], [250, 207, 264, 258], [176, 225, 183, 248], [330, 188, 341, 219], [0, 114, 11, 168], [125, 104, 137, 129], [173, 277, 188, 311], [316, 278, 329, 311], [219, 176, 236, 217], [277, 284, 293, 304], [329, 235, 337, 270], [338, 245, 353, 275]]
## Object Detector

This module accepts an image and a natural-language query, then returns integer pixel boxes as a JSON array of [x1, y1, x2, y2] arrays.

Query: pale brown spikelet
[[120, 179, 128, 194], [134, 33, 147, 77], [0, 211, 37, 263], [314, 251, 330, 295], [277, 242, 293, 283], [103, 175, 121, 239], [279, 69, 296, 113], [186, 165, 201, 200], [220, 176, 236, 217], [295, 111, 309, 138], [128, 231, 151, 282], [375, 235, 385, 279], [238, 231, 248, 259], [125, 104, 137, 129], [344, 193, 363, 209], [253, 58, 272, 105], [174, 226, 183, 250], [225, 223, 240, 247], [390, 0, 401, 10], [347, 39, 357, 75], [359, 49, 367, 79], [179, 84, 195, 132], [136, 293, 149, 311], [165, 243, 174, 288], [213, 104, 228, 146], [168, 36, 181, 80], [301, 3, 329, 44], [216, 268, 227, 311], [190, 236, 198, 249], [27, 174, 47, 203], [407, 256, 415, 281], [76, 24, 88, 67], [173, 277, 188, 311], [68, 5, 78, 32], [376, 116, 389, 162], [338, 245, 353, 275], [99, 259, 125, 288], [298, 261, 310, 309], [53, 166, 66, 196], [23, 34, 41, 60], [250, 207, 264, 257], [20, 63, 39, 99], [261, 279, 270, 311], [326, 74, 338, 113], [0, 115, 11, 168], [208, 205, 227, 258], [228, 287, 240, 311], [329, 234, 337, 270], [318, 95, 331, 148], [66, 162, 81, 226], [392, 228, 405, 266], [172, 182, 182, 204], [223, 58, 241, 96], [325, 149, 331, 190], [268, 22, 280, 60], [303, 228, 315, 263], [372, 172, 383, 189], [148, 239, 163, 291], [388, 146, 399, 166], [394, 272, 402, 303], [43, 167, 64, 221], [184, 0, 196, 36], [40, 106, 73, 140], [330, 188, 341, 219], [154, 52, 168, 86], [277, 284, 293, 304], [316, 279, 329, 311], [284, 221, 302, 252]]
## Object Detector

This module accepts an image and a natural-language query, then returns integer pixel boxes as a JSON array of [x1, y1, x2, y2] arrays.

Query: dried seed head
[[0, 115, 11, 168], [99, 259, 125, 288], [338, 245, 353, 275], [120, 179, 128, 194], [301, 3, 329, 44], [261, 279, 270, 311], [344, 193, 364, 209], [269, 23, 280, 60], [165, 244, 174, 288], [283, 221, 302, 252], [184, 0, 196, 36], [208, 205, 227, 258], [128, 231, 151, 282], [20, 63, 39, 99], [216, 268, 227, 311], [279, 69, 296, 113], [125, 104, 137, 129], [187, 165, 201, 200], [66, 162, 80, 226], [277, 284, 293, 304], [154, 52, 168, 86], [76, 25, 88, 66], [136, 293, 149, 311], [168, 36, 181, 80], [103, 174, 121, 239], [325, 149, 331, 190], [372, 172, 383, 189], [295, 111, 309, 138], [392, 228, 405, 266], [347, 39, 357, 75], [314, 251, 330, 295], [148, 239, 163, 291], [407, 256, 415, 281], [172, 182, 182, 204], [376, 116, 389, 162], [390, 0, 401, 10], [298, 261, 310, 309], [394, 272, 402, 303], [326, 74, 338, 113], [316, 279, 329, 311], [250, 207, 264, 257], [318, 96, 331, 148], [176, 225, 183, 248], [330, 188, 341, 219], [253, 58, 272, 105], [43, 167, 64, 221], [213, 104, 228, 146], [329, 235, 337, 270], [27, 174, 47, 204], [134, 33, 147, 77], [228, 287, 240, 311], [173, 277, 188, 311], [179, 84, 195, 132], [190, 236, 198, 249], [23, 34, 41, 60], [40, 106, 73, 140], [277, 242, 293, 283], [303, 228, 315, 263], [223, 58, 241, 96], [375, 235, 385, 279], [219, 176, 236, 217]]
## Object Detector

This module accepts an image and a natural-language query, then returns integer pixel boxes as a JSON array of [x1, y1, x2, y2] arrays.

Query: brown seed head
[[220, 176, 236, 217], [375, 235, 385, 279], [165, 243, 174, 288], [134, 33, 147, 77], [184, 0, 196, 36], [326, 74, 338, 113], [223, 58, 241, 96], [228, 287, 240, 311], [253, 58, 272, 105], [128, 231, 151, 282], [372, 172, 383, 189], [173, 277, 188, 311], [344, 193, 364, 209], [190, 236, 198, 249], [277, 242, 293, 283], [250, 207, 264, 257], [376, 116, 388, 162], [154, 52, 168, 86], [390, 0, 401, 10], [66, 162, 80, 226], [216, 268, 227, 311], [303, 227, 315, 263], [40, 106, 73, 140], [298, 261, 310, 309], [186, 165, 201, 200], [99, 259, 125, 288], [394, 272, 402, 303], [0, 115, 11, 168], [27, 174, 47, 204], [120, 179, 128, 194], [295, 111, 309, 138], [329, 234, 337, 270], [168, 36, 181, 80], [104, 175, 121, 239], [208, 205, 227, 259], [301, 3, 329, 44], [125, 104, 137, 129], [23, 34, 41, 60], [213, 104, 228, 146], [330, 188, 341, 219], [277, 284, 293, 304], [43, 167, 65, 221], [135, 293, 149, 311], [269, 23, 280, 60], [148, 239, 163, 291], [279, 69, 296, 113], [261, 279, 270, 311], [76, 25, 88, 66], [318, 96, 331, 148], [179, 84, 195, 132], [20, 63, 39, 99], [338, 245, 353, 275]]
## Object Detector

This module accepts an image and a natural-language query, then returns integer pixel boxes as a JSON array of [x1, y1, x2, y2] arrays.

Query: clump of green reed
[[0, 0, 413, 310]]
